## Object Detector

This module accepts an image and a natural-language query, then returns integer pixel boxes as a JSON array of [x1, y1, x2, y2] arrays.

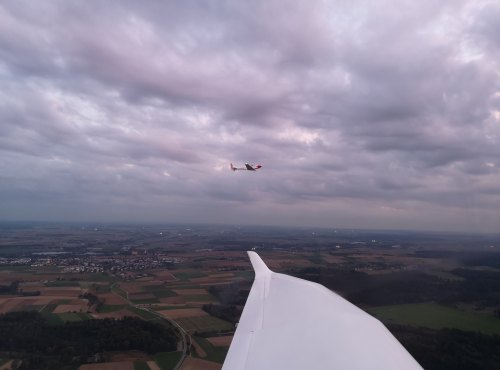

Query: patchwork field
[[0, 248, 257, 370], [192, 336, 229, 364]]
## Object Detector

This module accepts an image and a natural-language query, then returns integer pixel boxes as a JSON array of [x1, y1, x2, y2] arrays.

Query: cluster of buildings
[[1, 253, 184, 274]]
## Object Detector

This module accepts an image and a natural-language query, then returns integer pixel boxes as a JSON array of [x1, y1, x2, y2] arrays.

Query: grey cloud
[[472, 3, 500, 49], [1, 0, 500, 232]]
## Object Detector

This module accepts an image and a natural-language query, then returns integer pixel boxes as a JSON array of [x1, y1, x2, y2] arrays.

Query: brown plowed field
[[208, 273, 235, 278], [100, 293, 128, 305], [0, 298, 29, 313], [172, 289, 207, 295], [105, 350, 151, 362], [19, 282, 44, 288], [53, 304, 86, 313], [206, 336, 234, 347], [33, 297, 56, 305], [152, 271, 176, 281], [38, 287, 81, 296], [0, 360, 14, 370], [159, 296, 185, 304], [158, 308, 207, 319], [119, 283, 144, 293], [180, 358, 221, 370]]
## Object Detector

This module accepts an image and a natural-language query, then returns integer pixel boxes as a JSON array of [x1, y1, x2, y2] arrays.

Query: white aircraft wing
[[222, 251, 423, 370]]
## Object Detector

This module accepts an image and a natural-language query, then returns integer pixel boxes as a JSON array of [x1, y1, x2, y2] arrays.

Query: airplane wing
[[222, 252, 423, 370], [245, 164, 255, 171]]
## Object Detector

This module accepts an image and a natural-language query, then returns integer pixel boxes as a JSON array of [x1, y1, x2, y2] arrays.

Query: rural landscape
[[1, 223, 500, 370]]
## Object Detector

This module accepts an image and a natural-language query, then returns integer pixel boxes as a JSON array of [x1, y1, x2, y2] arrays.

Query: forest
[[0, 312, 178, 370], [391, 325, 500, 370]]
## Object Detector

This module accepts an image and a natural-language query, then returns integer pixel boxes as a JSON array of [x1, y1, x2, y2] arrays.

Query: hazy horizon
[[2, 219, 500, 237]]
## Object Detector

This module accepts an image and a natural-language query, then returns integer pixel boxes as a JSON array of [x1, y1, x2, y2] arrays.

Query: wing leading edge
[[222, 252, 423, 370]]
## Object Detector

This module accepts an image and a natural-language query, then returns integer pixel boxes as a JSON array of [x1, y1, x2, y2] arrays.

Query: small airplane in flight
[[230, 163, 262, 171]]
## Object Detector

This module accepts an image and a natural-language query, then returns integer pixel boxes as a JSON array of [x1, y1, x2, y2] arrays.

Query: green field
[[165, 284, 203, 289], [154, 351, 182, 370], [111, 284, 128, 298], [233, 270, 254, 280], [175, 316, 233, 334], [131, 297, 160, 304], [152, 305, 187, 311], [84, 273, 115, 282], [53, 299, 72, 304], [45, 280, 81, 287], [127, 306, 160, 320], [183, 294, 215, 302], [0, 265, 35, 272], [11, 304, 44, 312], [98, 304, 127, 313], [172, 271, 206, 281], [306, 253, 326, 265], [424, 270, 465, 281], [151, 290, 177, 299], [41, 312, 64, 325], [40, 304, 58, 313], [133, 361, 151, 370], [81, 282, 110, 293], [57, 312, 92, 322], [369, 302, 500, 335]]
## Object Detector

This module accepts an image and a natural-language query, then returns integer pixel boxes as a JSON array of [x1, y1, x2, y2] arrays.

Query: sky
[[1, 1, 500, 233]]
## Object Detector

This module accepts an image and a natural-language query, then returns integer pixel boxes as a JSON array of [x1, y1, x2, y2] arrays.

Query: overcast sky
[[1, 1, 500, 232]]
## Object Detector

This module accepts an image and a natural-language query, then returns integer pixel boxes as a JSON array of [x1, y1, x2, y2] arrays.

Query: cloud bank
[[1, 0, 500, 232]]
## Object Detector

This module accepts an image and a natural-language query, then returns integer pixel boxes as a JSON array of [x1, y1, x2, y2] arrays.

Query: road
[[110, 282, 191, 370], [142, 307, 192, 370]]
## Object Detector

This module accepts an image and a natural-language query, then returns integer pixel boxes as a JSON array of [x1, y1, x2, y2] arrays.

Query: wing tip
[[247, 251, 272, 277]]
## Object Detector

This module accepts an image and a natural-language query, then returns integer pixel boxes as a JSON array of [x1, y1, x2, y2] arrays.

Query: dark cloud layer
[[1, 0, 499, 232]]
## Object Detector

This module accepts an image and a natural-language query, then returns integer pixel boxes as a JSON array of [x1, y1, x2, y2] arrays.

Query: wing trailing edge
[[222, 251, 423, 370]]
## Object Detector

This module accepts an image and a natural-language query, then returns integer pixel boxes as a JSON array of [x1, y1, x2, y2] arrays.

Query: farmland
[[369, 302, 500, 335], [1, 223, 500, 369]]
